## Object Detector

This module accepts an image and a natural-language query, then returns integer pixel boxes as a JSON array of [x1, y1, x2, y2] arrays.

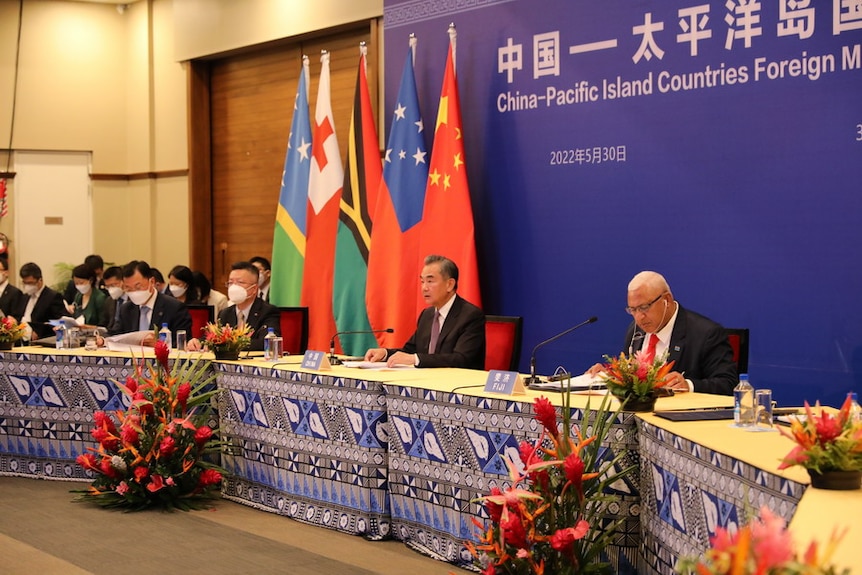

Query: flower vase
[[620, 394, 657, 412], [807, 469, 862, 490], [214, 349, 240, 361], [0, 340, 14, 350]]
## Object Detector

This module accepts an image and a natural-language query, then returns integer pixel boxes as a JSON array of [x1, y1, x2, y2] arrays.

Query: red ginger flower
[[154, 340, 170, 370], [197, 468, 222, 487], [120, 425, 140, 446], [177, 382, 192, 410], [564, 453, 585, 495], [93, 411, 117, 434], [814, 412, 843, 446], [133, 466, 149, 482], [501, 509, 529, 549], [534, 396, 558, 437], [194, 425, 213, 445], [159, 436, 177, 457]]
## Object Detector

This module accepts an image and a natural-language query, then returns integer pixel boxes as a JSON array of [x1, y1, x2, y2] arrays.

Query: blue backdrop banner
[[383, 0, 862, 407]]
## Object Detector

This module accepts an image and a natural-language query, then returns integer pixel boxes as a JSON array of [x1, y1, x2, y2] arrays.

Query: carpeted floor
[[0, 477, 463, 575]]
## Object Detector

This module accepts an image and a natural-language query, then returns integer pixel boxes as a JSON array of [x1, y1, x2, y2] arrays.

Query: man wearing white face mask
[[186, 261, 280, 352], [105, 260, 192, 347], [0, 257, 22, 318], [12, 262, 66, 340], [102, 266, 126, 333]]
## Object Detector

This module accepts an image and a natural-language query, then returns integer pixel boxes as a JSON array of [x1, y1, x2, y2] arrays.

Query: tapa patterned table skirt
[[217, 363, 391, 539], [636, 419, 807, 575], [0, 351, 139, 481], [383, 384, 642, 573]]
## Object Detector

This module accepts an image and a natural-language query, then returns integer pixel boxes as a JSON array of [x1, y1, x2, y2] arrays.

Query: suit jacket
[[624, 305, 737, 396], [0, 283, 22, 318], [13, 287, 67, 339], [389, 295, 486, 370], [113, 291, 192, 347], [218, 298, 281, 351], [105, 295, 128, 334]]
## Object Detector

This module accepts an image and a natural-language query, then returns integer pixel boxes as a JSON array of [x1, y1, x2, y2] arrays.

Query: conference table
[[1, 347, 859, 574]]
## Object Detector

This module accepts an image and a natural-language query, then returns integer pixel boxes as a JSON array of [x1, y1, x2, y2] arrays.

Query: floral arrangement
[[75, 341, 224, 510], [676, 505, 849, 575], [778, 396, 862, 474], [200, 321, 253, 354], [468, 389, 635, 575], [600, 350, 674, 401], [0, 316, 27, 343]]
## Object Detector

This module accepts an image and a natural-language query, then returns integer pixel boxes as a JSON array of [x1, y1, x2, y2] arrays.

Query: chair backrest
[[724, 327, 750, 374], [279, 307, 309, 355], [485, 315, 524, 372], [186, 304, 214, 339]]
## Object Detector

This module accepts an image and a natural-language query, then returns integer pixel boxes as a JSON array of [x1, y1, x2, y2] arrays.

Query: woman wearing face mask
[[72, 264, 109, 327], [167, 265, 202, 305]]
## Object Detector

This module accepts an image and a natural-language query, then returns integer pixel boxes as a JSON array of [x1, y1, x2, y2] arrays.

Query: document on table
[[104, 331, 150, 352], [527, 372, 606, 392], [342, 361, 416, 370]]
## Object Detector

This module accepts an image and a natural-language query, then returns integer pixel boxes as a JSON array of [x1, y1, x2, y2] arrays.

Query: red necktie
[[644, 333, 659, 363], [428, 311, 441, 353]]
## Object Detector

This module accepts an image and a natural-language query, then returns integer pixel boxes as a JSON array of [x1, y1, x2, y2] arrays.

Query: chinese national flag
[[419, 37, 481, 308]]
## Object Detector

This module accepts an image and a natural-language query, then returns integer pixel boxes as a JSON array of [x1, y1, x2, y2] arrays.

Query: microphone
[[329, 328, 394, 365], [525, 316, 598, 384]]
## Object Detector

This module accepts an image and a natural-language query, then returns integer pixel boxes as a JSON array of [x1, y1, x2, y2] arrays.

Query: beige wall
[[0, 0, 382, 278], [172, 0, 382, 61]]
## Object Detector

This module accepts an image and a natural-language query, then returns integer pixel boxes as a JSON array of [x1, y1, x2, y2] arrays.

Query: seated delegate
[[588, 270, 736, 395], [364, 255, 485, 370]]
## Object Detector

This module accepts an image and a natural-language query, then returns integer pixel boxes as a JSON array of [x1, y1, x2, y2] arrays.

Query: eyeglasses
[[625, 292, 666, 315], [225, 280, 254, 288]]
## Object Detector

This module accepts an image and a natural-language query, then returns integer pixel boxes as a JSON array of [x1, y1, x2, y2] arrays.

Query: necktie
[[236, 309, 245, 329], [428, 311, 441, 354], [114, 296, 125, 325], [139, 306, 151, 331], [644, 333, 659, 364]]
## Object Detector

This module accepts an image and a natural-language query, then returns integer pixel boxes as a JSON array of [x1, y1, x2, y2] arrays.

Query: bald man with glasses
[[588, 271, 737, 396]]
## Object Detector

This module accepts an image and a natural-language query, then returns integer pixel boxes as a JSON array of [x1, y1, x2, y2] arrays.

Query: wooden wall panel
[[203, 23, 378, 290]]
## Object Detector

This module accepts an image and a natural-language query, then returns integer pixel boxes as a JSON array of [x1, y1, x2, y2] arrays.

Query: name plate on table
[[484, 370, 526, 395], [301, 350, 332, 371]]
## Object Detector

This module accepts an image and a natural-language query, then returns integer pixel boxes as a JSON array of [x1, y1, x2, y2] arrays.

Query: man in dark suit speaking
[[364, 255, 485, 370], [588, 270, 736, 395]]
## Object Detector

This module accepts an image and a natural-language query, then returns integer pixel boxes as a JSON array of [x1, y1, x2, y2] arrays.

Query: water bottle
[[158, 323, 172, 350], [849, 392, 862, 424], [55, 319, 66, 350], [733, 373, 755, 427], [263, 328, 277, 360]]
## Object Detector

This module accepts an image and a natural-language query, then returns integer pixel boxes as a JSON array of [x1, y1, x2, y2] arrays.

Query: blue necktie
[[139, 305, 151, 331]]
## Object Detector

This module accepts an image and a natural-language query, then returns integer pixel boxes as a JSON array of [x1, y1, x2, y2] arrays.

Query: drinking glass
[[175, 330, 187, 351], [755, 389, 773, 428]]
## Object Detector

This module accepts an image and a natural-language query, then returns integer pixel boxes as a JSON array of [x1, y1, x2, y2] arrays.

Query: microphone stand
[[524, 316, 598, 385], [329, 328, 395, 365]]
